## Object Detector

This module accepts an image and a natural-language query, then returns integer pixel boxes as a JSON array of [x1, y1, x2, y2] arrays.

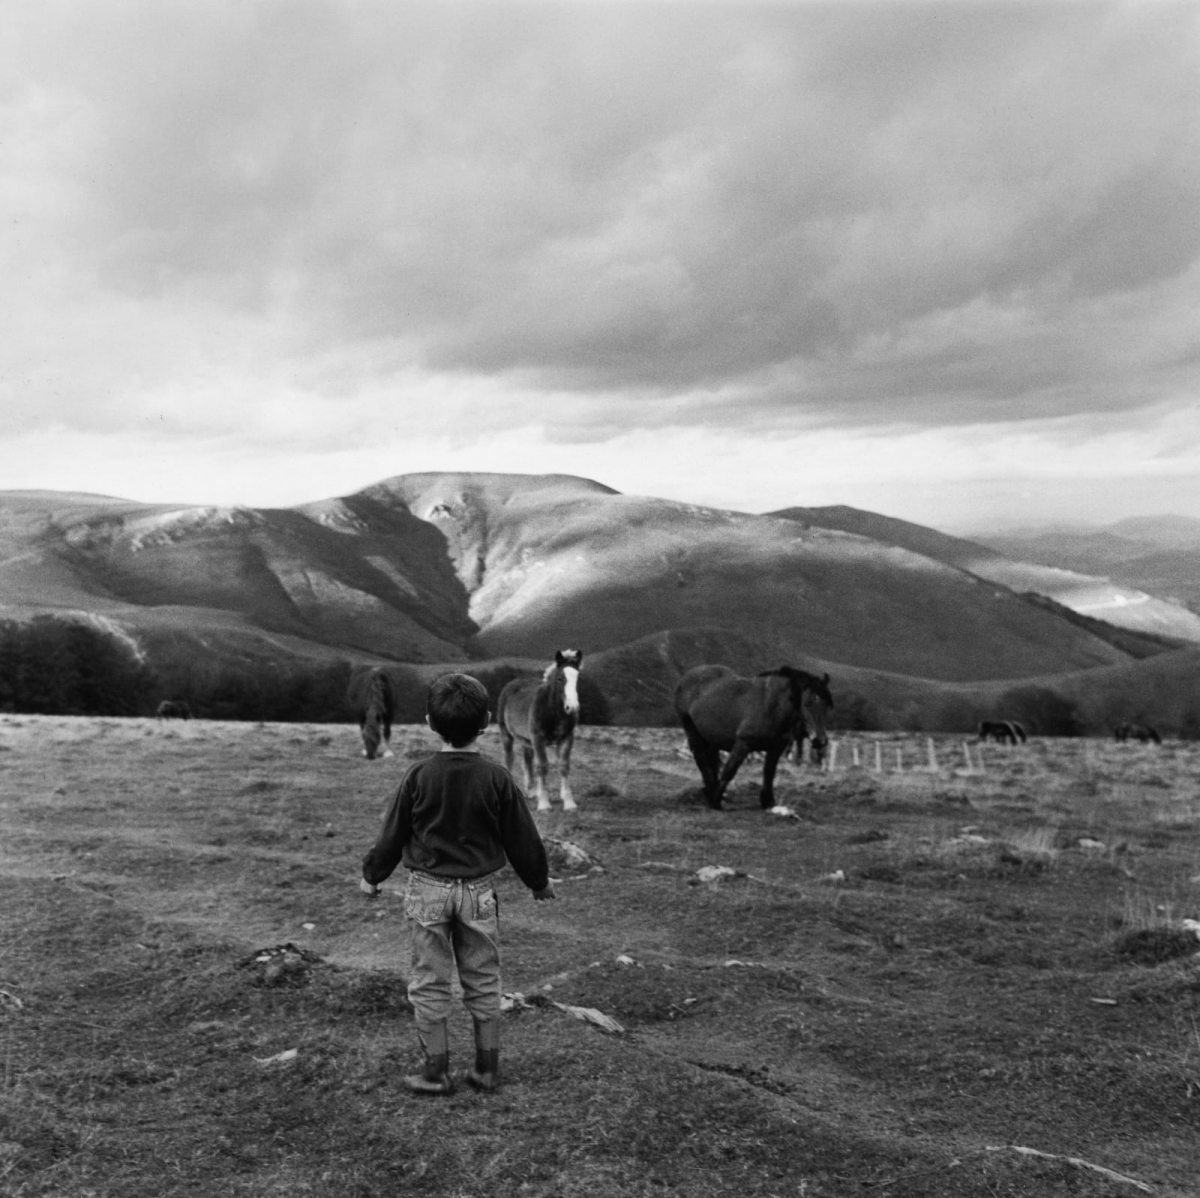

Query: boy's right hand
[[533, 882, 557, 901]]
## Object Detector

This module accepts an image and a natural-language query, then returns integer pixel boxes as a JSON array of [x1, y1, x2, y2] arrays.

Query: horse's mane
[[757, 665, 834, 707]]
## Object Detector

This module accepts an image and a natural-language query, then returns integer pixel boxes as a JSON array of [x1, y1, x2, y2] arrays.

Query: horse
[[674, 665, 834, 810], [347, 666, 396, 760], [978, 720, 1020, 744], [1114, 722, 1161, 744], [496, 649, 582, 812], [156, 699, 192, 720]]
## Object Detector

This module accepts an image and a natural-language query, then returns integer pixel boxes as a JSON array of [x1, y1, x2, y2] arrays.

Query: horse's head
[[776, 667, 833, 764], [551, 648, 583, 716]]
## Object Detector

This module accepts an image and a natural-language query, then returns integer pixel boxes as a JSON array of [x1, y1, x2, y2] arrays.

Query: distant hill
[[774, 505, 1200, 645], [980, 515, 1200, 623], [581, 628, 1200, 737], [3, 474, 1196, 732]]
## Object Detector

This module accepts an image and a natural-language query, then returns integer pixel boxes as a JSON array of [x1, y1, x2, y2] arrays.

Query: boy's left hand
[[359, 878, 380, 897]]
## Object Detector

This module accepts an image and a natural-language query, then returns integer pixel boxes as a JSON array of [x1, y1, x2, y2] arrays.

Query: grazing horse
[[1114, 722, 1161, 744], [347, 666, 396, 760], [979, 715, 1017, 744], [674, 665, 834, 810], [156, 699, 192, 720], [496, 649, 582, 812]]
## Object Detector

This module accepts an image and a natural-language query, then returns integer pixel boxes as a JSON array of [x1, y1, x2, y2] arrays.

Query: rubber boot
[[465, 1018, 501, 1093], [406, 1021, 453, 1095]]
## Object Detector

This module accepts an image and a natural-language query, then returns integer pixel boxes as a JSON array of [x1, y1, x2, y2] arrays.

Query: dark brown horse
[[674, 665, 834, 810], [1114, 722, 1161, 744], [156, 699, 192, 720], [347, 666, 396, 760], [978, 720, 1021, 744], [496, 650, 582, 811]]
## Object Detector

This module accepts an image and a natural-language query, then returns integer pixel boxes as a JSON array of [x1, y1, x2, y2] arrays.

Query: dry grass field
[[1, 716, 1198, 1196]]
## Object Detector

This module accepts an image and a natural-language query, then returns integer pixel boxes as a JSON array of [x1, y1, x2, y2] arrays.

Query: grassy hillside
[[6, 476, 1193, 731], [0, 490, 477, 662], [4, 716, 1198, 1196], [775, 504, 1200, 644], [366, 475, 1133, 679]]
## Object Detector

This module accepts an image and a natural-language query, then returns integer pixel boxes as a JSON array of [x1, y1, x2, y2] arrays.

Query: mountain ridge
[[2, 473, 1195, 731]]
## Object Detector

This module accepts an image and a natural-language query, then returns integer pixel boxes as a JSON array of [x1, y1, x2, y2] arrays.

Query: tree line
[[0, 618, 613, 725]]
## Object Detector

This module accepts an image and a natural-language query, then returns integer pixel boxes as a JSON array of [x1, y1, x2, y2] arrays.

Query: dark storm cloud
[[2, 0, 1198, 446]]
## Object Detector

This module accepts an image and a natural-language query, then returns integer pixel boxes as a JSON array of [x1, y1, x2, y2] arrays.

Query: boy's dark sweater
[[362, 751, 550, 891]]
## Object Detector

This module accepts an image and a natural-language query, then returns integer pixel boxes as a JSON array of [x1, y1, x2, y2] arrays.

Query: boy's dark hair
[[427, 673, 490, 747]]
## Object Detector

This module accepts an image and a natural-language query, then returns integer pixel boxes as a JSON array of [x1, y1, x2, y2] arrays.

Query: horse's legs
[[521, 745, 536, 794], [681, 717, 722, 806], [716, 741, 751, 801], [557, 736, 577, 811], [382, 715, 394, 758], [759, 742, 786, 809], [500, 725, 516, 774], [531, 735, 550, 812]]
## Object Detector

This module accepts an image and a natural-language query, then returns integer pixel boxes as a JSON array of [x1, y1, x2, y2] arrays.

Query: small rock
[[253, 1048, 298, 1066], [695, 865, 740, 883], [1077, 838, 1107, 852]]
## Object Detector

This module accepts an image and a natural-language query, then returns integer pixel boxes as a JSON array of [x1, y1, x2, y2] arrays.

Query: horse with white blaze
[[496, 650, 583, 812]]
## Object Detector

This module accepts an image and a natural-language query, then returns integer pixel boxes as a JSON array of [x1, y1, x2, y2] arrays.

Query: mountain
[[773, 505, 1200, 645], [978, 515, 1200, 623], [2, 475, 1195, 732], [355, 474, 1144, 679]]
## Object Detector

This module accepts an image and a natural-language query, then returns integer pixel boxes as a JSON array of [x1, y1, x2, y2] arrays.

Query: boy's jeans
[[405, 869, 502, 1029]]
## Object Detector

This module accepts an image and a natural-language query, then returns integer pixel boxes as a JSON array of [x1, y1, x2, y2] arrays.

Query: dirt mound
[[1113, 926, 1200, 966], [238, 942, 324, 987]]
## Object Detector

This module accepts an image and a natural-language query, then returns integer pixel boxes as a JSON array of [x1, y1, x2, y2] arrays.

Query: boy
[[360, 673, 555, 1095]]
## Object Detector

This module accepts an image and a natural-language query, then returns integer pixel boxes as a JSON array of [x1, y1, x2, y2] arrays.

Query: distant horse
[[978, 720, 1022, 745], [1114, 723, 1161, 744], [156, 699, 192, 720], [674, 665, 834, 810], [497, 649, 582, 811], [347, 667, 396, 760]]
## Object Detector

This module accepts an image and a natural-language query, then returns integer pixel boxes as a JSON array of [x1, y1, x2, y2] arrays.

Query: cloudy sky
[[2, 1, 1198, 531]]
